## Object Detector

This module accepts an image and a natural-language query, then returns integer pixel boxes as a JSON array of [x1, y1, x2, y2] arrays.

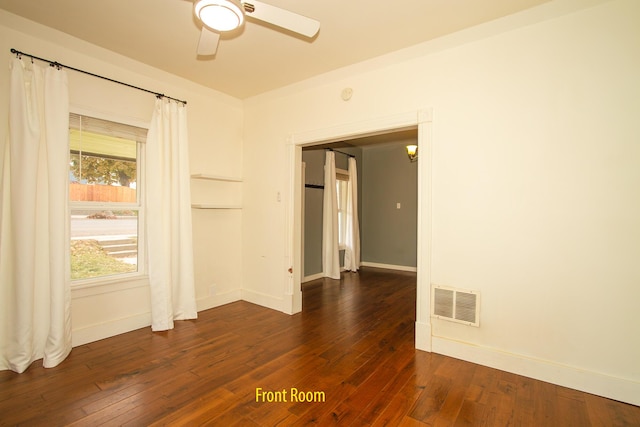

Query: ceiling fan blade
[[197, 27, 220, 56], [243, 1, 320, 38]]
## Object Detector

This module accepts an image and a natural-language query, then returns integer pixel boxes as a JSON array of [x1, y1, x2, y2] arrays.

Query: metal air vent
[[432, 285, 479, 326]]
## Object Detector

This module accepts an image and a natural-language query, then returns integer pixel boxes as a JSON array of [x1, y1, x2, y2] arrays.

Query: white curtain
[[0, 58, 72, 372], [322, 151, 340, 279], [343, 157, 360, 272], [146, 99, 197, 331]]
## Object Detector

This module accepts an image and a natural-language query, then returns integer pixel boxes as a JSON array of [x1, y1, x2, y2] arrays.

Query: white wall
[[242, 0, 640, 405], [0, 10, 244, 345]]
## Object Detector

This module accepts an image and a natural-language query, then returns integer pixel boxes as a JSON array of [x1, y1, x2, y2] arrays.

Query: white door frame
[[284, 109, 433, 352]]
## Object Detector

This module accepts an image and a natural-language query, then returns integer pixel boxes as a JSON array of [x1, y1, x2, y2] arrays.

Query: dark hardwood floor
[[1, 268, 639, 426]]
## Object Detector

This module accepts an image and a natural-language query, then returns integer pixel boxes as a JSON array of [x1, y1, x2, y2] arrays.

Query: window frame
[[335, 168, 349, 249], [68, 110, 148, 288]]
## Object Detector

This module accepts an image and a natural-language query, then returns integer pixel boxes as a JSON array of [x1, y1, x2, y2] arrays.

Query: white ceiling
[[0, 0, 551, 99]]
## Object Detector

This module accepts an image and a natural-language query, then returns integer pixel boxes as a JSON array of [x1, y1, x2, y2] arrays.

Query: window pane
[[69, 129, 137, 202], [69, 114, 145, 283], [70, 209, 138, 280], [336, 179, 348, 246]]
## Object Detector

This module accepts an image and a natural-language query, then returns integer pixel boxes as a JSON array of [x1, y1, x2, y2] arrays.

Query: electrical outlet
[[208, 284, 216, 296]]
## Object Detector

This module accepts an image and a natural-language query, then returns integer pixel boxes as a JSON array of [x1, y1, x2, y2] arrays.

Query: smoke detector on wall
[[341, 88, 353, 101]]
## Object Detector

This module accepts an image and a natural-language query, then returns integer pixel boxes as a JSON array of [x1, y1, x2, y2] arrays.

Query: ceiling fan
[[192, 0, 320, 56]]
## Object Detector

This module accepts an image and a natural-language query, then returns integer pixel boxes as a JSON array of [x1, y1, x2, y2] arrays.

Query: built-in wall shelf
[[191, 174, 242, 182], [191, 204, 242, 210], [191, 174, 242, 209]]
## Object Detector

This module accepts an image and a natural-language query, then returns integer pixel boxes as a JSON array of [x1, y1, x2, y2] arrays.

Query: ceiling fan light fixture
[[195, 0, 245, 32]]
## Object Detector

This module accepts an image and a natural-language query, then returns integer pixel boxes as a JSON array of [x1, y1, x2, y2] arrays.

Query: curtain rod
[[305, 183, 324, 190], [10, 48, 187, 105], [326, 148, 355, 158]]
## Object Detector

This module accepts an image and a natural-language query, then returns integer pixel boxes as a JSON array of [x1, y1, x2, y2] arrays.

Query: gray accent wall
[[361, 141, 418, 268]]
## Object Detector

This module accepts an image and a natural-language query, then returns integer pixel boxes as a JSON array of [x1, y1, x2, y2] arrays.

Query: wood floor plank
[[1, 268, 638, 426], [287, 384, 357, 426], [144, 387, 239, 427], [398, 415, 430, 426], [453, 399, 487, 427], [430, 358, 479, 425], [460, 364, 495, 409], [481, 379, 517, 427], [584, 392, 640, 427], [371, 353, 444, 426], [357, 342, 417, 425]]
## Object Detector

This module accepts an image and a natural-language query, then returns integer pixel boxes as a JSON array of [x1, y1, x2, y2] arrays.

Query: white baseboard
[[72, 290, 242, 347], [432, 336, 640, 407], [360, 261, 417, 272], [197, 289, 242, 312], [241, 289, 285, 313], [72, 312, 151, 347], [302, 272, 324, 283], [303, 265, 417, 280]]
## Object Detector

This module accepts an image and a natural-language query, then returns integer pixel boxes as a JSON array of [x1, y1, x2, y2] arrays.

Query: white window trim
[[336, 168, 349, 180], [336, 168, 349, 250]]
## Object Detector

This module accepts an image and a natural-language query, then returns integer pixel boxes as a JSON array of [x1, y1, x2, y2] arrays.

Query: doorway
[[301, 131, 418, 281], [285, 109, 433, 352]]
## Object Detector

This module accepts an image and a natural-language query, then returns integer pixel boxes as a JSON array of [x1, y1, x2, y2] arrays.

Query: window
[[69, 113, 146, 282], [336, 169, 349, 248]]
